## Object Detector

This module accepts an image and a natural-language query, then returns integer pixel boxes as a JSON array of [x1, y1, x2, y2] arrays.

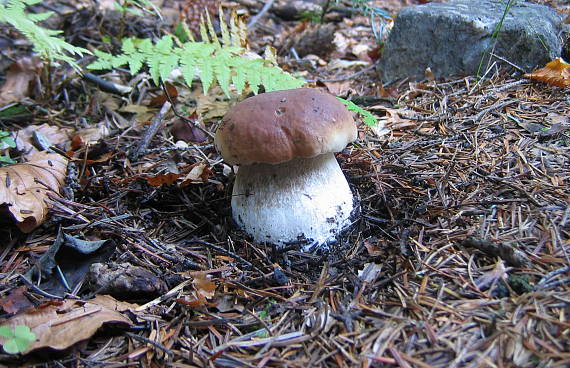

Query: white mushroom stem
[[231, 152, 355, 249]]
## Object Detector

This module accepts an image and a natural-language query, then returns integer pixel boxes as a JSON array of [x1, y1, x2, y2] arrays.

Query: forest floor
[[0, 0, 569, 367]]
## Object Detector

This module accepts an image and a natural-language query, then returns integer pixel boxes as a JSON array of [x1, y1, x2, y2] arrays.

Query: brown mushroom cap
[[215, 88, 357, 165]]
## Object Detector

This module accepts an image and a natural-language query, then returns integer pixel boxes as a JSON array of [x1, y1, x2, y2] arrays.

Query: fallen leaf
[[149, 82, 178, 107], [0, 287, 34, 314], [363, 239, 383, 256], [358, 263, 383, 283], [170, 114, 208, 143], [0, 57, 42, 105], [0, 152, 68, 232], [192, 273, 216, 299], [74, 122, 111, 146], [194, 91, 231, 120], [181, 162, 210, 185], [369, 106, 415, 130], [118, 104, 153, 122], [524, 57, 570, 88], [0, 295, 133, 354], [475, 260, 511, 290], [14, 123, 71, 155], [539, 123, 569, 139], [146, 172, 181, 186]]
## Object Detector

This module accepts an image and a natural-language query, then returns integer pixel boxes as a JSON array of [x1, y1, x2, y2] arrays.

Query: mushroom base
[[231, 153, 355, 250]]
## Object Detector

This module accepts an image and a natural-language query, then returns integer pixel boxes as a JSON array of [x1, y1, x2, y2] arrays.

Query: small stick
[[128, 101, 171, 161], [125, 332, 174, 357], [83, 73, 132, 95], [183, 239, 264, 274], [467, 99, 516, 122], [247, 0, 275, 29], [19, 275, 64, 300], [534, 266, 570, 290], [489, 53, 525, 73]]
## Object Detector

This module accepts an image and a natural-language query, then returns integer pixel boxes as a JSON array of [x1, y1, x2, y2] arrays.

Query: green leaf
[[0, 325, 36, 354], [337, 97, 379, 126], [199, 60, 214, 93], [0, 326, 13, 338], [0, 155, 16, 165], [86, 6, 305, 95], [159, 54, 179, 82], [148, 53, 162, 85], [1, 136, 16, 148], [0, 0, 90, 70]]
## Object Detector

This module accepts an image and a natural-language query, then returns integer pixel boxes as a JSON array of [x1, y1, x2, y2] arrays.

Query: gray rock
[[379, 0, 564, 82]]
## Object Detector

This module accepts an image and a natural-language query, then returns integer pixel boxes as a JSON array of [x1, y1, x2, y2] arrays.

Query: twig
[[534, 266, 570, 291], [128, 101, 171, 161], [19, 275, 64, 300], [466, 99, 516, 122], [489, 53, 525, 73], [160, 81, 214, 139], [307, 62, 379, 83], [83, 73, 132, 95], [182, 239, 264, 274], [247, 0, 275, 29], [125, 332, 174, 357]]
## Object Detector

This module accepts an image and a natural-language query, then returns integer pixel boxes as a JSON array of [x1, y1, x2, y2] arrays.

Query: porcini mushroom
[[215, 88, 357, 249]]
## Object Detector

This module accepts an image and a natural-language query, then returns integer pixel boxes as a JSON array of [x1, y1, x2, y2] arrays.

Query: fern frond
[[0, 0, 90, 70], [88, 7, 305, 96], [219, 6, 230, 48]]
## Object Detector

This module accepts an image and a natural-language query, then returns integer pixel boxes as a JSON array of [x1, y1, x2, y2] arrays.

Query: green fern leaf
[[160, 54, 179, 82], [338, 98, 379, 126], [218, 6, 230, 48], [245, 60, 264, 95], [212, 55, 232, 97], [87, 6, 305, 94], [231, 59, 248, 95], [155, 35, 173, 53], [138, 38, 154, 54], [198, 60, 214, 93], [0, 0, 90, 70], [204, 11, 220, 50], [27, 11, 53, 22], [199, 15, 209, 43], [148, 53, 162, 85]]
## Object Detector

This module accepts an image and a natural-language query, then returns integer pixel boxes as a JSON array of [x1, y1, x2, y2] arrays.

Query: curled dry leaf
[[14, 123, 71, 155], [0, 152, 68, 232], [524, 57, 570, 88], [0, 295, 134, 354]]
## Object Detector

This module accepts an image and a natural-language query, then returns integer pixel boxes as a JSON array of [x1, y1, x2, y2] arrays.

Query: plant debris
[[0, 0, 569, 366]]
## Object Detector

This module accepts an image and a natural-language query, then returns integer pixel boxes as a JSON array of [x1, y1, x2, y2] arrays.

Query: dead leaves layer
[[0, 295, 134, 354], [0, 152, 68, 232]]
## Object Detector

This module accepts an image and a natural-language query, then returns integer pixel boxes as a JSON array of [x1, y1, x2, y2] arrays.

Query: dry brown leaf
[[369, 106, 415, 130], [170, 114, 208, 143], [0, 152, 68, 232], [193, 273, 216, 299], [524, 57, 570, 88], [14, 123, 71, 155], [74, 122, 111, 145], [181, 163, 211, 185], [146, 173, 181, 186], [0, 295, 133, 354], [149, 82, 178, 107], [0, 287, 34, 314], [0, 57, 42, 105]]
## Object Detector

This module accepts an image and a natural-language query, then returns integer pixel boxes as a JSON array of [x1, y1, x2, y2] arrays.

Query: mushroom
[[215, 88, 357, 249]]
